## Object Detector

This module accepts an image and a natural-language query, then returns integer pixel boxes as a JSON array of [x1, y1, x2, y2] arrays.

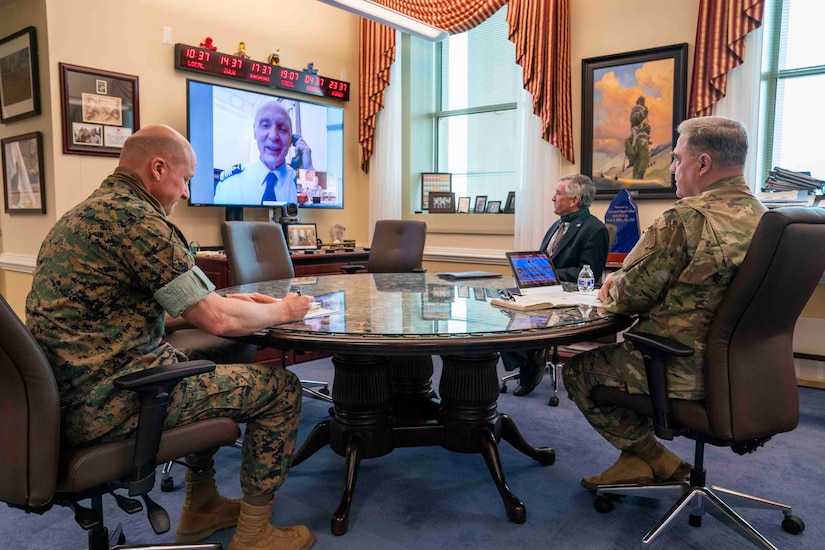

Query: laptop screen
[[506, 251, 560, 289]]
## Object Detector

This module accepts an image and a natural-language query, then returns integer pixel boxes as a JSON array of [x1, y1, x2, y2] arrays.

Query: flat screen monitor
[[186, 79, 344, 209]]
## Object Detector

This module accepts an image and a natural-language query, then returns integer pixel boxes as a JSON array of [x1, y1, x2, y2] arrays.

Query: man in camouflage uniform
[[563, 116, 767, 490], [26, 124, 315, 550]]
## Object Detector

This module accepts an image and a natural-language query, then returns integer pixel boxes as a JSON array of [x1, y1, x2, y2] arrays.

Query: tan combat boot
[[229, 499, 314, 550], [581, 451, 655, 491], [629, 433, 692, 482], [176, 469, 242, 543]]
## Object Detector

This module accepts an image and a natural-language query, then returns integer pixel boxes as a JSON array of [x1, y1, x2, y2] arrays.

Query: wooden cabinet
[[194, 249, 370, 366]]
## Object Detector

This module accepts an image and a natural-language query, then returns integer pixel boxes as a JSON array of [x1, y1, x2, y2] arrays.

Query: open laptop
[[505, 250, 562, 296]]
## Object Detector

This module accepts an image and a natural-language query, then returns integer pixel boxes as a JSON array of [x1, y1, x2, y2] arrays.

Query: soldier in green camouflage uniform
[[563, 116, 767, 490], [26, 125, 316, 550]]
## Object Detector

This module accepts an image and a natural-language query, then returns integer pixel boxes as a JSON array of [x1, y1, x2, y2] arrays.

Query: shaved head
[[119, 124, 194, 174]]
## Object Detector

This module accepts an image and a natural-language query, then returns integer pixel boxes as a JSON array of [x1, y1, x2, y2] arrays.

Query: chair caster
[[689, 513, 702, 527], [594, 495, 614, 513], [320, 387, 330, 395], [160, 477, 174, 492], [500, 382, 508, 394], [548, 395, 559, 406], [782, 515, 805, 535]]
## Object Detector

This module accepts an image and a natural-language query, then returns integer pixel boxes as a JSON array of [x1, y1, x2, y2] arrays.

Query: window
[[433, 7, 520, 209], [759, 0, 825, 183]]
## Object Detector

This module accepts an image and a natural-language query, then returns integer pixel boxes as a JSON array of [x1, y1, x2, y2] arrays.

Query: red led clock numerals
[[182, 47, 210, 69]]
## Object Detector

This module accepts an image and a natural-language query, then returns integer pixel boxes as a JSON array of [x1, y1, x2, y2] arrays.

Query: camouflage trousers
[[562, 340, 654, 450], [101, 361, 303, 497]]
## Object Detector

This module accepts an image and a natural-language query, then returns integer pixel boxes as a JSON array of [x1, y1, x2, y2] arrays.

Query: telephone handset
[[290, 133, 303, 171]]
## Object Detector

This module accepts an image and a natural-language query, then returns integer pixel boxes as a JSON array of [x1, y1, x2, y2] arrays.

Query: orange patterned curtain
[[688, 0, 764, 118], [359, 0, 572, 172]]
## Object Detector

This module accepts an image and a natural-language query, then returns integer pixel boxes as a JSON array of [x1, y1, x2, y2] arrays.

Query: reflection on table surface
[[220, 272, 611, 338]]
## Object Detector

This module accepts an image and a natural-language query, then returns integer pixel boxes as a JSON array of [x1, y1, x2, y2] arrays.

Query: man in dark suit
[[502, 174, 609, 396]]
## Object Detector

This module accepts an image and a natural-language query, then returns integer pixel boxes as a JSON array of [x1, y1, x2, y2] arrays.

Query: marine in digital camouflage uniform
[[26, 125, 315, 549], [563, 117, 766, 489]]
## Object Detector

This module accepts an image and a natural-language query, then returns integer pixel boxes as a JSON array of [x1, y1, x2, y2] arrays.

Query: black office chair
[[340, 219, 427, 274], [591, 207, 825, 548], [0, 293, 239, 549], [220, 220, 331, 401]]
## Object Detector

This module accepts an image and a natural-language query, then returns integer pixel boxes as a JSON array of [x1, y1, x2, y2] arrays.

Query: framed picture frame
[[486, 200, 501, 213], [421, 172, 452, 211], [0, 27, 40, 123], [285, 223, 319, 251], [581, 43, 687, 199], [503, 191, 515, 213], [2, 131, 45, 214], [457, 196, 471, 214], [429, 191, 455, 213], [59, 63, 139, 157], [473, 195, 487, 213]]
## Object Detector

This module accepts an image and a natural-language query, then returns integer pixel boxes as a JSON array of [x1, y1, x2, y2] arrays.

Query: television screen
[[186, 79, 344, 209]]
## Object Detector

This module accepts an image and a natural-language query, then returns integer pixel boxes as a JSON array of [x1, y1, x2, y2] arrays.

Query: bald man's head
[[119, 124, 195, 215], [119, 124, 194, 173]]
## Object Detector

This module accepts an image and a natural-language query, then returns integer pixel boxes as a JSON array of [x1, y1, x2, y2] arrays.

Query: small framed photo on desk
[[286, 223, 319, 251]]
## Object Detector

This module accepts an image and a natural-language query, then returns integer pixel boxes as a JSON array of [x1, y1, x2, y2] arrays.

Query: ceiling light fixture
[[317, 0, 449, 41]]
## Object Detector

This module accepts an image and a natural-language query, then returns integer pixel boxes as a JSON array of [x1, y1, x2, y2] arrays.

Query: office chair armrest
[[412, 267, 427, 273], [623, 332, 694, 440], [113, 360, 217, 496], [340, 265, 366, 274]]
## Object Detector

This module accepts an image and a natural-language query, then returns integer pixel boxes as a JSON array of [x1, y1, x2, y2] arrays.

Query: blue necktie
[[261, 172, 278, 204]]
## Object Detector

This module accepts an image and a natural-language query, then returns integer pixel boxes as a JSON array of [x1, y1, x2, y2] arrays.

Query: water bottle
[[577, 264, 595, 292]]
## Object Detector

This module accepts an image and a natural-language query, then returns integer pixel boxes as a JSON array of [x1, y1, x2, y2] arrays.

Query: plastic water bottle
[[577, 264, 595, 292]]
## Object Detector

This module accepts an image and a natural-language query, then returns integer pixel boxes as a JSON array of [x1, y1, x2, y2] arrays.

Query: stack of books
[[759, 167, 824, 208]]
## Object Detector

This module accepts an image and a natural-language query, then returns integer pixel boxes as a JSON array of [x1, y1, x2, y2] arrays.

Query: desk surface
[[222, 273, 630, 354]]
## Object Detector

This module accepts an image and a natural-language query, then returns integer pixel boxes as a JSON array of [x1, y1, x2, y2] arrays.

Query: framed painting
[[429, 191, 455, 213], [0, 27, 41, 123], [473, 195, 487, 213], [581, 43, 687, 199], [486, 200, 501, 213], [59, 63, 139, 157], [2, 131, 45, 214], [457, 196, 471, 214]]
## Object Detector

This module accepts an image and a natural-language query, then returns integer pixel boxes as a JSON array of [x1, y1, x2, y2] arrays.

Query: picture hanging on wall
[[581, 43, 687, 199], [60, 63, 139, 157]]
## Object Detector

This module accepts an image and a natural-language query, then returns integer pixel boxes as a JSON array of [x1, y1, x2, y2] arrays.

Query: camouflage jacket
[[26, 168, 214, 444], [603, 176, 767, 398]]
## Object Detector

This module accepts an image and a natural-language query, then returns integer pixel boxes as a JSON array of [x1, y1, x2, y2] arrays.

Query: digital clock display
[[175, 44, 350, 101]]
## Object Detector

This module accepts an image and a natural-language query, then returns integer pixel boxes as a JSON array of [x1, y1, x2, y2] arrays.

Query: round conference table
[[221, 272, 632, 535]]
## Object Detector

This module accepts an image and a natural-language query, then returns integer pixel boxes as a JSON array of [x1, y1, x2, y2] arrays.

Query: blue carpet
[[3, 356, 823, 549]]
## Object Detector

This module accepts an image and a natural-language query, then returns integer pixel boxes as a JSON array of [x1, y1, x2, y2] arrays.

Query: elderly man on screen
[[563, 116, 767, 490], [213, 99, 313, 206], [501, 174, 609, 396]]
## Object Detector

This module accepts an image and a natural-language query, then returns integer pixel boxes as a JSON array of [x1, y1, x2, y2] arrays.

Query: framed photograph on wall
[[457, 196, 471, 214], [59, 63, 139, 157], [2, 131, 45, 214], [285, 223, 319, 251], [486, 200, 501, 213], [503, 191, 515, 213], [429, 191, 455, 213], [0, 26, 41, 123], [421, 172, 452, 211], [473, 195, 487, 213], [581, 43, 687, 199]]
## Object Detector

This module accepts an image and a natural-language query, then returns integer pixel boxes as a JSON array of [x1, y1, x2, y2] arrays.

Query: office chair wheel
[[593, 495, 614, 513], [548, 395, 559, 407], [320, 387, 330, 396], [689, 513, 702, 527], [782, 515, 805, 535], [500, 382, 508, 393], [160, 477, 174, 492]]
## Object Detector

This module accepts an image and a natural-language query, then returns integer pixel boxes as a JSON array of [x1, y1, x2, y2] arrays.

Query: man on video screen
[[213, 99, 313, 205]]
